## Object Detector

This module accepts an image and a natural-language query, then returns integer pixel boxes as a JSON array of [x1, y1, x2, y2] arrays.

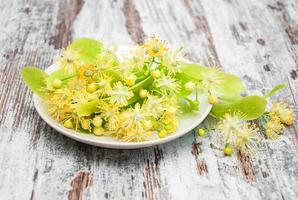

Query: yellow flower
[[118, 103, 153, 141], [265, 115, 284, 139], [143, 95, 164, 118], [234, 124, 260, 154], [217, 112, 260, 153], [108, 82, 133, 106], [161, 49, 181, 74], [95, 49, 118, 70], [217, 112, 246, 139], [143, 37, 168, 58], [59, 49, 80, 74], [96, 74, 112, 97], [80, 118, 92, 131], [46, 89, 74, 121], [108, 82, 133, 107], [201, 67, 223, 96], [155, 76, 180, 95], [98, 101, 120, 131], [124, 74, 137, 86], [270, 102, 295, 125], [77, 64, 98, 83], [130, 46, 147, 68]]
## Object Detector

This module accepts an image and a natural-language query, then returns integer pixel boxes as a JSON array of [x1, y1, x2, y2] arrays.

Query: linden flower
[[70, 89, 97, 109], [155, 76, 180, 95], [95, 49, 118, 70], [264, 115, 284, 139], [217, 112, 246, 139], [143, 37, 168, 58], [234, 124, 260, 154], [270, 102, 295, 125], [118, 103, 153, 141], [108, 82, 133, 107], [46, 90, 73, 121], [161, 49, 181, 74], [143, 95, 165, 118], [59, 49, 80, 74], [96, 75, 112, 96], [77, 64, 98, 83], [130, 46, 147, 68], [98, 101, 120, 131], [217, 112, 260, 153], [201, 67, 223, 96]]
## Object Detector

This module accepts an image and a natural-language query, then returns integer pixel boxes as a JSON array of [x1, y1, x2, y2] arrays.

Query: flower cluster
[[197, 101, 295, 156], [262, 101, 295, 139], [22, 37, 296, 147], [216, 112, 260, 155], [43, 37, 195, 142]]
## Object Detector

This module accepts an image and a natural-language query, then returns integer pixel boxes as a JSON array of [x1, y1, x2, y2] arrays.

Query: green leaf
[[177, 62, 244, 97], [21, 67, 48, 97], [67, 38, 103, 64], [265, 84, 286, 98], [76, 99, 100, 116], [46, 69, 75, 90], [211, 95, 267, 120]]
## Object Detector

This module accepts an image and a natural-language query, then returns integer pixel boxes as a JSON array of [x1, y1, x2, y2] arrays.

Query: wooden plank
[[0, 0, 297, 199]]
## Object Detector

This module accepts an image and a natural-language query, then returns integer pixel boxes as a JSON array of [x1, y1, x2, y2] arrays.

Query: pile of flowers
[[22, 37, 295, 154]]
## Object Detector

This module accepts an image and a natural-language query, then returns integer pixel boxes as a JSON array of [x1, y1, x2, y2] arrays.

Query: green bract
[[211, 95, 267, 120], [21, 67, 48, 97], [68, 38, 103, 64], [46, 69, 75, 90], [177, 62, 244, 97]]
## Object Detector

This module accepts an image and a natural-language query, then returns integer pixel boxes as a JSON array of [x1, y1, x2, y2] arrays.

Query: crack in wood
[[192, 142, 208, 175], [263, 64, 271, 72], [239, 22, 248, 31], [122, 0, 145, 44], [268, 1, 298, 45], [142, 147, 163, 200], [237, 151, 256, 182], [290, 69, 297, 80], [182, 0, 220, 66], [257, 38, 266, 46], [68, 171, 93, 200], [49, 0, 85, 49]]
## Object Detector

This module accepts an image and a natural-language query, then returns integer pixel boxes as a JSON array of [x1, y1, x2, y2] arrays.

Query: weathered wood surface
[[0, 0, 297, 199]]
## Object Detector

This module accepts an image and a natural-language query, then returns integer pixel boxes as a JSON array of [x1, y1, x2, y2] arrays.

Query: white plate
[[33, 46, 212, 149]]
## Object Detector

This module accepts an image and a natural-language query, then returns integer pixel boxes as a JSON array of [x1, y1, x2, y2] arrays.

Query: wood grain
[[0, 0, 297, 199]]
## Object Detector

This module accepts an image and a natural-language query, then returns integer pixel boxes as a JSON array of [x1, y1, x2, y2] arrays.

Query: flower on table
[[217, 112, 260, 154], [270, 101, 295, 126], [264, 115, 284, 139]]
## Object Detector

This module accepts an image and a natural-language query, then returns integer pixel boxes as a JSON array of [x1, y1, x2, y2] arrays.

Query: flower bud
[[86, 84, 97, 93], [139, 89, 148, 98], [185, 81, 195, 92], [224, 145, 233, 156], [151, 70, 161, 79], [197, 128, 206, 136], [63, 119, 73, 129], [93, 116, 103, 127], [53, 79, 62, 89], [208, 95, 218, 105]]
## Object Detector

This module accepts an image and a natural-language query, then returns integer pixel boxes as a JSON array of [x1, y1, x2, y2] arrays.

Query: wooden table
[[0, 0, 297, 199]]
